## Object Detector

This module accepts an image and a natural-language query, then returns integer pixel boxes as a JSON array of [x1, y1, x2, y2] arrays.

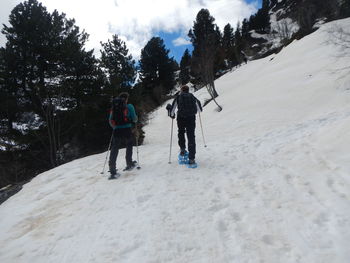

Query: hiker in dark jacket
[[108, 92, 138, 179], [167, 85, 202, 166]]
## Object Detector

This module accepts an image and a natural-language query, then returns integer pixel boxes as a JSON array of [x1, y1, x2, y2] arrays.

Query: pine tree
[[0, 47, 19, 135], [248, 0, 270, 33], [340, 0, 350, 18], [100, 35, 136, 95], [188, 9, 222, 110], [1, 0, 103, 167], [214, 25, 226, 74], [0, 48, 9, 132], [179, 49, 191, 85], [241, 19, 250, 38], [172, 60, 180, 71], [222, 24, 234, 54], [262, 0, 270, 10], [222, 23, 238, 68], [139, 37, 175, 104], [234, 22, 244, 63]]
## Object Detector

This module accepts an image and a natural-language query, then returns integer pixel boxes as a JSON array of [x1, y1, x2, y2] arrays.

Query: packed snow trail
[[1, 19, 350, 263]]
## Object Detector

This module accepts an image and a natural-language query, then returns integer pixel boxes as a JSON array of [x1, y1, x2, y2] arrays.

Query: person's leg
[[177, 117, 186, 153], [186, 116, 196, 161], [124, 128, 134, 166], [108, 130, 119, 175]]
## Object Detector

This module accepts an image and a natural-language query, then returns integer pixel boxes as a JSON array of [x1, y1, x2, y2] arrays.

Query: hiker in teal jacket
[[108, 92, 138, 179]]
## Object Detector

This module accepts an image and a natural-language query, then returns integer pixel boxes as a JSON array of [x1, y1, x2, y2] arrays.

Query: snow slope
[[1, 19, 350, 263]]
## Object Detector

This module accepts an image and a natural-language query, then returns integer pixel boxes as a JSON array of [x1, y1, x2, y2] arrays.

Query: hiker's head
[[119, 92, 129, 102], [181, 85, 189, 93]]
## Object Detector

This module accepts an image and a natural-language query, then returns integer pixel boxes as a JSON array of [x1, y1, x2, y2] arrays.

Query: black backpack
[[177, 93, 197, 117], [111, 97, 129, 125]]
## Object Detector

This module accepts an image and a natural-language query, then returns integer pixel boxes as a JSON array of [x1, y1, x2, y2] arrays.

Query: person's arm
[[170, 97, 178, 118], [166, 97, 178, 119], [109, 109, 116, 129], [128, 104, 138, 123]]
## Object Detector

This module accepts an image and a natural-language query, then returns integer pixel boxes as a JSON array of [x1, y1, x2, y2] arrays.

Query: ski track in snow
[[1, 19, 350, 263]]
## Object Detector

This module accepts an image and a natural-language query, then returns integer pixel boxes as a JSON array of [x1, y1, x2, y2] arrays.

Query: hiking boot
[[180, 148, 187, 156], [188, 159, 196, 165], [124, 160, 137, 171], [108, 174, 116, 180], [187, 159, 197, 168], [108, 171, 119, 180]]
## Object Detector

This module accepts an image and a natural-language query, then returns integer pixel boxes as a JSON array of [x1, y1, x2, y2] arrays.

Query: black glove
[[166, 104, 173, 117]]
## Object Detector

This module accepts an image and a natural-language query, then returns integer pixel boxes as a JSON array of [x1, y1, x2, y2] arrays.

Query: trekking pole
[[100, 131, 113, 174], [198, 111, 207, 147], [135, 129, 141, 169], [168, 118, 174, 164]]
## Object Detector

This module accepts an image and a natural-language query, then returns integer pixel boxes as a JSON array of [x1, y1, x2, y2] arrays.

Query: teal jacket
[[109, 104, 138, 129]]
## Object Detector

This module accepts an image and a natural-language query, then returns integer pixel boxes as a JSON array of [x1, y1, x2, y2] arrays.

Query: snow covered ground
[[1, 19, 350, 263]]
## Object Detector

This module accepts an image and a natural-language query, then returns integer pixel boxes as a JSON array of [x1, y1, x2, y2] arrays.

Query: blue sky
[[248, 0, 262, 5], [1, 0, 263, 62], [158, 31, 193, 63]]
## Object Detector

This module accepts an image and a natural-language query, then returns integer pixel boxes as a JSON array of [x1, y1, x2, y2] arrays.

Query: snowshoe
[[187, 159, 197, 168], [123, 160, 137, 171], [178, 151, 189, 165], [108, 172, 120, 180]]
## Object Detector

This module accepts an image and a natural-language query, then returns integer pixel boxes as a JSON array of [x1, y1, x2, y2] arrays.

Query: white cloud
[[1, 0, 258, 60], [173, 36, 191, 47]]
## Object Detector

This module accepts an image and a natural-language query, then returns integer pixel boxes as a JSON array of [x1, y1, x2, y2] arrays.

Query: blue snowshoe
[[187, 159, 198, 169], [178, 151, 189, 165]]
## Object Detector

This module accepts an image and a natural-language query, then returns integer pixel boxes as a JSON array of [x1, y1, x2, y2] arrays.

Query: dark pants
[[177, 115, 196, 160], [109, 128, 133, 174]]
